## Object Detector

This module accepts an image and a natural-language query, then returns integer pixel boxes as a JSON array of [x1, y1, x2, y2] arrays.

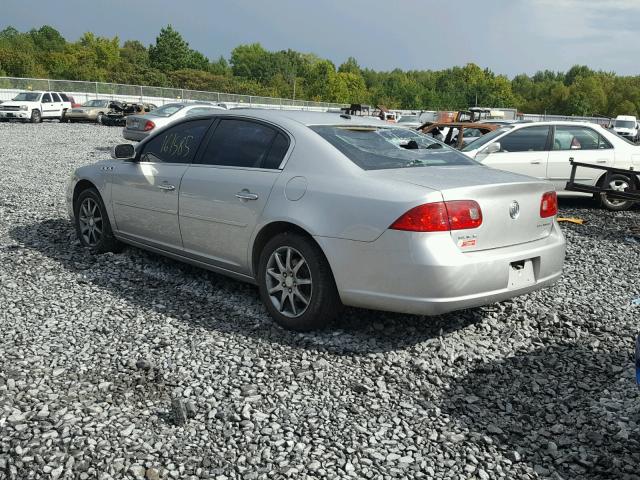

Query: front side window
[[42, 94, 52, 103], [13, 92, 42, 102], [140, 119, 211, 163], [552, 126, 611, 151], [199, 119, 287, 169], [462, 127, 513, 151], [498, 126, 550, 152], [51, 93, 61, 102], [312, 126, 475, 170]]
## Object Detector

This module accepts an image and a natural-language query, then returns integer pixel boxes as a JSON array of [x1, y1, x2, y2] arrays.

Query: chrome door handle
[[235, 192, 259, 201], [158, 184, 175, 191]]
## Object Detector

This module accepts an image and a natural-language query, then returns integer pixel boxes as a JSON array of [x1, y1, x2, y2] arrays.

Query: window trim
[[193, 116, 294, 171], [494, 125, 553, 153], [137, 117, 214, 165]]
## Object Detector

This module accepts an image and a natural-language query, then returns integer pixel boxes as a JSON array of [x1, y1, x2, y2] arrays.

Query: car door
[[479, 125, 551, 179], [546, 125, 614, 191], [179, 118, 290, 273], [40, 93, 57, 118], [50, 92, 64, 117], [111, 118, 212, 251]]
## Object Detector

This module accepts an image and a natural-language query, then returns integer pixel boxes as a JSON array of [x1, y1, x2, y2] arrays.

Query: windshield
[[311, 126, 476, 170], [82, 99, 108, 108], [13, 92, 41, 102], [398, 115, 419, 123], [614, 120, 636, 129], [149, 104, 184, 117], [462, 127, 512, 151]]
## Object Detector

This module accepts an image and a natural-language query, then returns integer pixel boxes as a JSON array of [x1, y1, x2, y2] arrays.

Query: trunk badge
[[509, 201, 520, 219]]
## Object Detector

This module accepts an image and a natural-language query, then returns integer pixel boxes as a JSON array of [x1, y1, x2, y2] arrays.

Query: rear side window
[[59, 93, 69, 102], [263, 133, 290, 169], [51, 93, 61, 102], [499, 126, 550, 152], [553, 126, 612, 150], [140, 119, 211, 163], [199, 119, 286, 169], [42, 93, 52, 103]]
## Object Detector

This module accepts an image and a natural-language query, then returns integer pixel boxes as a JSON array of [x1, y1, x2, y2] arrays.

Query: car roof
[[210, 109, 394, 127]]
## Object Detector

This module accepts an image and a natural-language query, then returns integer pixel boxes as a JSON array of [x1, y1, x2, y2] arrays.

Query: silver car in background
[[122, 102, 226, 141], [68, 110, 565, 331]]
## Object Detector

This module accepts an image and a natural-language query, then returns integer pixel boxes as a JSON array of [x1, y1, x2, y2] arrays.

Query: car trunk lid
[[368, 165, 555, 251]]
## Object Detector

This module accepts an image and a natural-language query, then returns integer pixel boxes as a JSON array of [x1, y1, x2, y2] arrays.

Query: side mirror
[[112, 143, 135, 159], [484, 142, 501, 154]]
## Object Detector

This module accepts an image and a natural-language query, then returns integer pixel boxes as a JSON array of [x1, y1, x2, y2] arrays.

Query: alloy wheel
[[78, 197, 103, 247], [265, 246, 312, 318], [607, 178, 630, 206]]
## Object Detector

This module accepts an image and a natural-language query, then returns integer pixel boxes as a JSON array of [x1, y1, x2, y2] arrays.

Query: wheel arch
[[73, 179, 99, 208], [596, 170, 640, 189], [250, 221, 332, 279]]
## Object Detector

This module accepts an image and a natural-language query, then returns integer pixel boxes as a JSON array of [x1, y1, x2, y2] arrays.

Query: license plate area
[[508, 259, 535, 289]]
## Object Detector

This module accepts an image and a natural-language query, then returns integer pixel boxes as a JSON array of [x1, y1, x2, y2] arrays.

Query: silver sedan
[[122, 102, 226, 141], [67, 110, 566, 331]]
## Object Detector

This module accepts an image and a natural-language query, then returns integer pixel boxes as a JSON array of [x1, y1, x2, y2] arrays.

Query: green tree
[[149, 25, 207, 72]]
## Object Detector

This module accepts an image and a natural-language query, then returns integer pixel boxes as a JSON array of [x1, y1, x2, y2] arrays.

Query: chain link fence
[[0, 76, 348, 112]]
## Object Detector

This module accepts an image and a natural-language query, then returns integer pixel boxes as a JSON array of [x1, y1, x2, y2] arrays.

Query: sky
[[3, 0, 640, 77]]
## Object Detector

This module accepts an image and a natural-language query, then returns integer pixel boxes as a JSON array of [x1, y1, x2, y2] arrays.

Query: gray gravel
[[1, 121, 639, 480]]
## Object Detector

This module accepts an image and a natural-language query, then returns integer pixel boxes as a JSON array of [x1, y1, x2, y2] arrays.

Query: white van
[[612, 115, 639, 142]]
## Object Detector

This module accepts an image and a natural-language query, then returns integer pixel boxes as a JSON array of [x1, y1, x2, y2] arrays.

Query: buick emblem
[[509, 200, 520, 219]]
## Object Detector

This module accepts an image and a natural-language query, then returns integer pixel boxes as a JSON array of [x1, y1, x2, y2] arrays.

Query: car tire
[[30, 109, 41, 124], [257, 232, 341, 331], [60, 112, 68, 123], [96, 113, 103, 124], [600, 173, 636, 211], [74, 187, 122, 253]]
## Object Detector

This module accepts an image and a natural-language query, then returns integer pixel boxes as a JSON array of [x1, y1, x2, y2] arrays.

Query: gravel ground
[[0, 121, 639, 480]]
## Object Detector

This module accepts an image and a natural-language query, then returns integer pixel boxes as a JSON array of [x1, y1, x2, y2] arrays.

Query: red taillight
[[390, 200, 482, 232], [540, 191, 558, 218], [143, 120, 155, 131]]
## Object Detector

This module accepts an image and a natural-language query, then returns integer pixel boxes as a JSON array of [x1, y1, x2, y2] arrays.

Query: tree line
[[1, 24, 638, 117]]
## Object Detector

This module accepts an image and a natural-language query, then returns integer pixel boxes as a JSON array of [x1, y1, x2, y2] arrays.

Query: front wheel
[[96, 113, 104, 124], [600, 173, 636, 211], [74, 188, 121, 253], [257, 232, 341, 331], [30, 109, 41, 123]]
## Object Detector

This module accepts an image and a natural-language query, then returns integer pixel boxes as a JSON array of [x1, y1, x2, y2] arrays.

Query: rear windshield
[[311, 126, 476, 170], [13, 92, 42, 102], [149, 104, 184, 117]]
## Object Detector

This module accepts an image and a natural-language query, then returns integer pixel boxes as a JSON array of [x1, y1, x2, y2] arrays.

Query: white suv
[[0, 91, 72, 123]]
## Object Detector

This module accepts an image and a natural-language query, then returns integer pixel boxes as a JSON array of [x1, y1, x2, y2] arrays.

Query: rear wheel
[[258, 232, 341, 331], [600, 173, 636, 211], [30, 109, 41, 124], [74, 188, 121, 253], [60, 111, 68, 123], [96, 113, 104, 124]]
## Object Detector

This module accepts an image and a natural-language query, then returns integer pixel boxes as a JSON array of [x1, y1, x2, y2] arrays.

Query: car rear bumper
[[316, 221, 566, 316], [122, 128, 148, 141]]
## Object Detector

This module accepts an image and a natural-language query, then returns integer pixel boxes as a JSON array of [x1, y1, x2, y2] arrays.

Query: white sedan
[[462, 121, 640, 210]]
